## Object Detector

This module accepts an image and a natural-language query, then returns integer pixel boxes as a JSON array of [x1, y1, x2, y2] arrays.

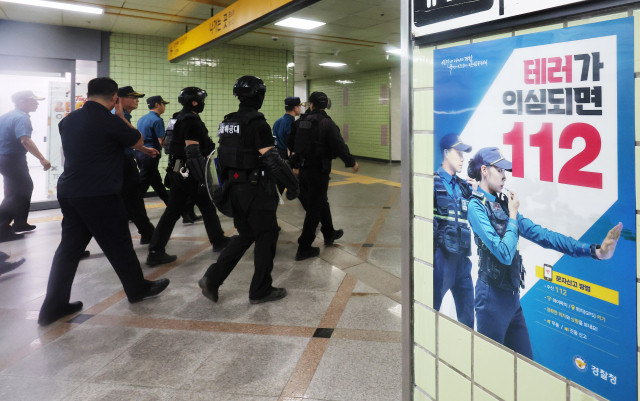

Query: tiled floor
[[0, 159, 402, 401]]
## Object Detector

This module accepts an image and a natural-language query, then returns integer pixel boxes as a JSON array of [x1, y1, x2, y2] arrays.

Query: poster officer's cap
[[117, 86, 145, 98], [475, 147, 513, 172], [11, 90, 45, 104], [440, 133, 472, 153]]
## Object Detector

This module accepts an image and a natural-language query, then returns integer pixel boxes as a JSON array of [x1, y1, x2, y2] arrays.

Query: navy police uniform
[[468, 147, 597, 360]]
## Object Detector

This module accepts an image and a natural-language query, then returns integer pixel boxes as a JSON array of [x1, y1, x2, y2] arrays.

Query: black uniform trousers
[[0, 154, 34, 232], [204, 183, 279, 300], [122, 154, 155, 238], [149, 170, 224, 253], [297, 167, 335, 249], [134, 150, 169, 203], [39, 195, 150, 318]]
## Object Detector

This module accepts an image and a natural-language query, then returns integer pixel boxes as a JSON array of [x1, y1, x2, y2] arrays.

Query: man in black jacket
[[146, 87, 231, 266], [199, 76, 299, 304], [287, 91, 359, 261], [38, 78, 170, 326]]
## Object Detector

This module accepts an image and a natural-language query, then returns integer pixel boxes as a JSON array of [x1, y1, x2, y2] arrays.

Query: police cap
[[147, 95, 169, 107], [440, 133, 472, 153], [11, 90, 45, 103], [117, 86, 145, 98], [474, 147, 513, 171], [284, 97, 301, 110]]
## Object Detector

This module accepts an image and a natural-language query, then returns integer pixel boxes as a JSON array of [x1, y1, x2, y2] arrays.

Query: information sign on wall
[[430, 18, 636, 400]]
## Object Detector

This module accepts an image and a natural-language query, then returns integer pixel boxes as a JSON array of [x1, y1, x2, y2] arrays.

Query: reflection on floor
[[0, 159, 402, 401]]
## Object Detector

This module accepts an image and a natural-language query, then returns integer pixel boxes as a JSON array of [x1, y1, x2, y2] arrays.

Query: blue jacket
[[468, 187, 591, 265], [0, 109, 31, 155], [272, 113, 295, 150]]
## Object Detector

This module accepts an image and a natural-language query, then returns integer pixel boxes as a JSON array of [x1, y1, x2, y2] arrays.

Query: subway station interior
[[1, 0, 640, 401]]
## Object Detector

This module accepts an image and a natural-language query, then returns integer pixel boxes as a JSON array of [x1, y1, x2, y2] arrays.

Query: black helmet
[[178, 87, 207, 106], [233, 76, 266, 99]]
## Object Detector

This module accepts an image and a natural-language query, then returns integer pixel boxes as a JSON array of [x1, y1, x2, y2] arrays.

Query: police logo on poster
[[431, 18, 636, 401]]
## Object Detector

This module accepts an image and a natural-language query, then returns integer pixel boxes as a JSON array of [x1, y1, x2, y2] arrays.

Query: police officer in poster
[[199, 76, 299, 304], [433, 133, 475, 329], [466, 147, 623, 359], [287, 91, 358, 261], [146, 87, 231, 266]]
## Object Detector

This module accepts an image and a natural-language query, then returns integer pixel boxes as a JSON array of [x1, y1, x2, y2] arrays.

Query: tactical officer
[[287, 91, 358, 261], [146, 87, 230, 266], [467, 147, 622, 359], [433, 133, 476, 329], [199, 76, 299, 305], [0, 90, 52, 241], [114, 86, 155, 244]]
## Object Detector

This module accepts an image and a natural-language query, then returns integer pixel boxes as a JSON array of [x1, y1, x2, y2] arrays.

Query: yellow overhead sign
[[168, 0, 317, 62]]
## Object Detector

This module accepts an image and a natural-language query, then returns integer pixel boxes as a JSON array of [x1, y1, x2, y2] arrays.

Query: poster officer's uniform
[[287, 91, 355, 261], [113, 87, 155, 244], [433, 134, 474, 328], [146, 87, 229, 266], [200, 76, 299, 304], [468, 148, 598, 360]]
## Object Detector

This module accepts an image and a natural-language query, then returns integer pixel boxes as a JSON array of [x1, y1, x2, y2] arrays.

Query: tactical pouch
[[459, 227, 471, 250], [435, 189, 450, 215], [442, 226, 459, 254]]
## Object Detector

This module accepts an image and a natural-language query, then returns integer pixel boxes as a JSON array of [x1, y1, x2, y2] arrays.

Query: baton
[[205, 149, 217, 203]]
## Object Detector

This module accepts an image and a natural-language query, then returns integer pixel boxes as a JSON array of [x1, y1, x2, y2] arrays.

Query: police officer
[[114, 86, 155, 244], [199, 76, 299, 304], [272, 97, 301, 194], [146, 87, 231, 266], [135, 96, 200, 224], [433, 133, 475, 329], [467, 147, 622, 359], [287, 91, 358, 261], [0, 90, 52, 241]]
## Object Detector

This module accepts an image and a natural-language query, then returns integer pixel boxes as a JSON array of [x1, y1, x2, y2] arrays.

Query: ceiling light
[[287, 62, 295, 68], [276, 17, 325, 30], [386, 48, 402, 55], [336, 80, 354, 84], [320, 62, 346, 67], [0, 0, 103, 14]]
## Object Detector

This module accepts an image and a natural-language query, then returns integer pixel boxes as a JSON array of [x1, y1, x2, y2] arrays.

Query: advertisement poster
[[432, 18, 635, 400]]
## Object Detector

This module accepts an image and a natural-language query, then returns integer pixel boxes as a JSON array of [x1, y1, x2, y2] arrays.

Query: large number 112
[[502, 122, 602, 189]]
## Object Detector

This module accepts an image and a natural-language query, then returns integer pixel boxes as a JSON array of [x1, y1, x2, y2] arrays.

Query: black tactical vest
[[293, 113, 332, 161], [473, 192, 525, 292], [217, 111, 264, 176], [433, 173, 472, 256], [164, 111, 205, 158]]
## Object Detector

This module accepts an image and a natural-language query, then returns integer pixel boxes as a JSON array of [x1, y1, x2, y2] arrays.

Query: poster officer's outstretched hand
[[596, 223, 623, 260]]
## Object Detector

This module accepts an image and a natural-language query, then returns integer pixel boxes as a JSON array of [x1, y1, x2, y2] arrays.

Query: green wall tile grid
[[309, 69, 391, 160]]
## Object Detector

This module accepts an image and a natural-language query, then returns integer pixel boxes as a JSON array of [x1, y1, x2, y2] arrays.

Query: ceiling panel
[[123, 0, 191, 12], [331, 16, 380, 29], [308, 0, 371, 14], [281, 8, 348, 25], [110, 14, 174, 35], [355, 6, 400, 22], [1, 3, 63, 25], [62, 12, 118, 32], [351, 0, 390, 6], [176, 2, 222, 19]]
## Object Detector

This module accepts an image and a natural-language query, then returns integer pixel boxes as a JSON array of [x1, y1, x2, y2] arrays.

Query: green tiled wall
[[309, 70, 390, 160], [411, 9, 633, 401], [109, 33, 287, 179]]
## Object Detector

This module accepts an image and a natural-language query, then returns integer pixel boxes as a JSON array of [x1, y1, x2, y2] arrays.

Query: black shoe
[[250, 287, 287, 304], [38, 301, 83, 326], [0, 258, 25, 275], [80, 250, 90, 260], [0, 231, 24, 243], [128, 279, 170, 303], [295, 246, 320, 261], [140, 234, 153, 245], [182, 214, 194, 224], [278, 226, 282, 232], [0, 252, 9, 263], [198, 276, 219, 303], [212, 236, 233, 252], [324, 229, 344, 246], [12, 223, 36, 233], [189, 213, 203, 222], [145, 252, 177, 267]]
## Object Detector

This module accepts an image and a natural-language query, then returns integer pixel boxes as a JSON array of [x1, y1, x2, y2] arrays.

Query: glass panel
[[0, 71, 71, 203]]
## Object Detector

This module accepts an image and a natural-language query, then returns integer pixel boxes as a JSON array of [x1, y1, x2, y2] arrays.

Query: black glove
[[286, 187, 299, 200], [185, 144, 209, 193], [259, 147, 299, 196]]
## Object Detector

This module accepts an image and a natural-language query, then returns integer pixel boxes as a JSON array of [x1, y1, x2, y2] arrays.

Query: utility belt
[[227, 168, 268, 186], [476, 236, 526, 292], [295, 155, 332, 170], [434, 219, 471, 256]]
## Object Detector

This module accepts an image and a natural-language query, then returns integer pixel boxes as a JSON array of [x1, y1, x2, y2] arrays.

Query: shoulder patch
[[471, 190, 484, 200]]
